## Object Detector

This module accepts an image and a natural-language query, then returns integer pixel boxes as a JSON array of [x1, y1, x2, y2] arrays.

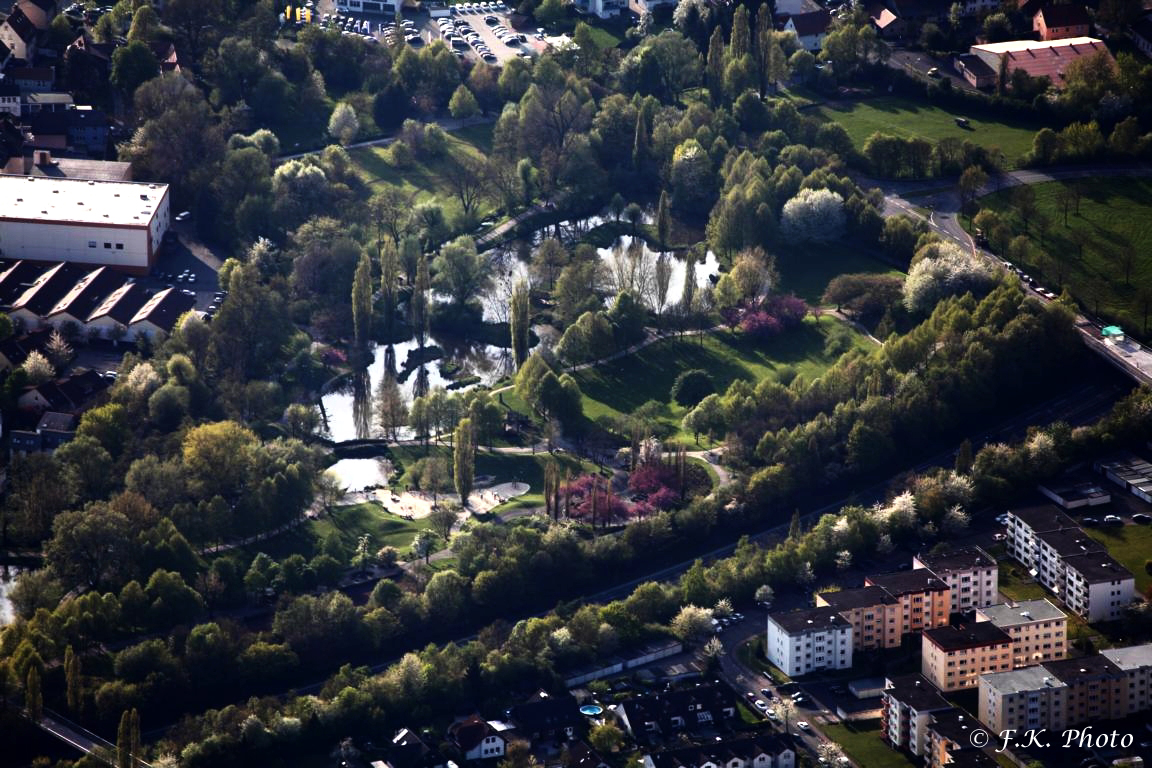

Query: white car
[[797, 721, 810, 731]]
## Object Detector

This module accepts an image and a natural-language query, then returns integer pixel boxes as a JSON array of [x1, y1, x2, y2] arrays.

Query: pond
[[0, 567, 21, 626], [320, 336, 513, 443], [326, 458, 392, 491]]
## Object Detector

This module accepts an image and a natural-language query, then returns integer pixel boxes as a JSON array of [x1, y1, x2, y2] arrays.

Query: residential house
[[967, 38, 1113, 90], [447, 714, 508, 761], [914, 546, 998, 611], [42, 266, 125, 329], [1033, 4, 1090, 41], [128, 286, 196, 339], [1004, 505, 1134, 622], [377, 728, 437, 768], [84, 281, 148, 340], [815, 586, 899, 650], [507, 690, 583, 743], [1133, 12, 1152, 59], [783, 10, 831, 52], [149, 40, 182, 74], [21, 92, 72, 115], [9, 409, 74, 454], [565, 741, 609, 768], [0, 260, 51, 308], [17, 368, 109, 413], [1045, 654, 1129, 723], [616, 682, 739, 746], [1038, 479, 1111, 509], [23, 110, 67, 149], [863, 570, 951, 637], [975, 599, 1067, 667], [642, 733, 796, 768], [18, 150, 132, 181], [866, 2, 906, 39], [765, 606, 853, 677], [921, 622, 1013, 692], [0, 40, 11, 70], [0, 6, 40, 64], [0, 328, 51, 369], [7, 66, 54, 93], [13, 0, 58, 32], [880, 674, 954, 756], [8, 261, 92, 329], [0, 78, 19, 116]]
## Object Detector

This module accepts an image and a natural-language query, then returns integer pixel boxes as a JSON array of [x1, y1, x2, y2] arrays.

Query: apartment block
[[814, 586, 899, 650], [975, 599, 1067, 667], [765, 606, 853, 678], [922, 623, 1013, 692], [924, 710, 996, 768], [880, 674, 953, 757], [979, 665, 1069, 735], [864, 570, 952, 636], [1005, 505, 1134, 622], [914, 546, 999, 611], [1102, 644, 1152, 714]]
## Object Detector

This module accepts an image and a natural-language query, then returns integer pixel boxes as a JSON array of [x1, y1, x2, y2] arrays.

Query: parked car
[[1104, 514, 1123, 525], [1133, 514, 1151, 524], [796, 721, 810, 730], [1082, 517, 1099, 526]]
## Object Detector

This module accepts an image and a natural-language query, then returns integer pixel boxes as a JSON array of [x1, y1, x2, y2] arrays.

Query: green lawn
[[1082, 522, 1152, 595], [347, 124, 498, 227], [312, 501, 433, 552], [977, 178, 1152, 338], [776, 240, 905, 304], [812, 95, 1043, 169], [822, 721, 915, 768], [998, 563, 1050, 602], [573, 317, 874, 443]]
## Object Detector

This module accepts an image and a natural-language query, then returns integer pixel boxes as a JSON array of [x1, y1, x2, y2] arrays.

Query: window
[[88, 241, 96, 248], [104, 242, 111, 249], [115, 243, 124, 250]]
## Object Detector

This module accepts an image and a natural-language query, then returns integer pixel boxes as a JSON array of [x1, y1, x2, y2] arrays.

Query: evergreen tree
[[380, 237, 400, 338], [453, 417, 475, 506], [412, 253, 430, 347], [65, 645, 82, 712], [730, 5, 751, 60], [631, 109, 650, 174], [117, 707, 141, 768], [656, 190, 671, 250], [510, 279, 531, 369], [788, 509, 802, 541], [25, 666, 42, 722], [706, 27, 726, 105]]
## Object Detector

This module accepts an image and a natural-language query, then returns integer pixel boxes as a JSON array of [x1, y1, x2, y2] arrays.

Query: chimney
[[36, 150, 50, 165]]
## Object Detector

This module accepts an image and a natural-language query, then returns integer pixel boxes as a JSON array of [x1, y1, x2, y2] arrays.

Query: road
[[28, 707, 144, 767]]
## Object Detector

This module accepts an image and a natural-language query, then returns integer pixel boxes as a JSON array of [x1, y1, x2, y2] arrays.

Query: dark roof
[[23, 369, 109, 412], [130, 287, 196, 331], [915, 546, 995, 573], [817, 586, 896, 611], [788, 9, 831, 36], [1035, 527, 1104, 557], [46, 266, 127, 321], [8, 67, 55, 83], [1062, 551, 1133, 584], [883, 674, 952, 712], [768, 605, 851, 633], [928, 710, 983, 747], [25, 110, 68, 137], [0, 79, 19, 98], [1134, 13, 1152, 44], [10, 262, 92, 316], [957, 53, 996, 78], [864, 570, 948, 595], [1008, 505, 1079, 533], [1037, 4, 1090, 27], [646, 733, 794, 768], [566, 741, 608, 768], [1045, 654, 1123, 683], [620, 682, 738, 743], [447, 715, 495, 753], [0, 327, 50, 367], [508, 691, 582, 734], [86, 282, 148, 325], [36, 410, 74, 433], [385, 728, 432, 768], [0, 260, 50, 306], [923, 622, 1012, 652], [2, 8, 38, 43]]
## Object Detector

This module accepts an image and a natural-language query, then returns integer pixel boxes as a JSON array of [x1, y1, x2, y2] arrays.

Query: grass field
[[812, 95, 1043, 169], [777, 241, 905, 303], [822, 721, 915, 768], [1083, 522, 1152, 595], [998, 563, 1050, 602], [978, 178, 1152, 338], [573, 317, 874, 443], [348, 123, 498, 227]]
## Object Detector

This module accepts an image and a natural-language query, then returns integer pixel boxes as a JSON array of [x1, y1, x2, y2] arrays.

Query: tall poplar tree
[[352, 250, 373, 353], [380, 237, 400, 338], [25, 666, 42, 722], [411, 252, 430, 347], [510, 279, 531, 369], [706, 27, 726, 105], [453, 417, 475, 506]]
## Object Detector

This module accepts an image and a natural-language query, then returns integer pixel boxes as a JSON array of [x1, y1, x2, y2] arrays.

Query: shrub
[[670, 369, 715, 406]]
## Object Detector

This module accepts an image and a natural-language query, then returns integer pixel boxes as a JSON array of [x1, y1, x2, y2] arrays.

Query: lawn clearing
[[776, 240, 905, 304], [977, 178, 1152, 338], [573, 317, 874, 443], [313, 501, 433, 552], [812, 95, 1043, 168], [348, 124, 498, 226], [1082, 522, 1152, 595], [822, 721, 915, 768], [998, 563, 1050, 602]]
